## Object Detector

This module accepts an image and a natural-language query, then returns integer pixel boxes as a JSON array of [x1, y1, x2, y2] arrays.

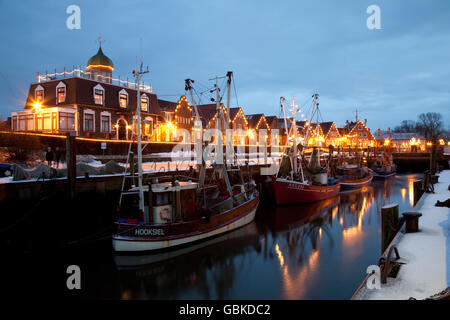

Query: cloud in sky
[[0, 0, 449, 130]]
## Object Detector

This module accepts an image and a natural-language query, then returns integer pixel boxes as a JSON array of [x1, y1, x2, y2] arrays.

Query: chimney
[[388, 128, 391, 140], [378, 128, 381, 139], [364, 119, 367, 126]]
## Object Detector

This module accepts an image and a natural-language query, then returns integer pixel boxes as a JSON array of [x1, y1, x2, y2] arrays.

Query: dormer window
[[141, 95, 148, 112], [119, 94, 127, 108], [119, 89, 128, 108], [35, 85, 44, 103], [57, 87, 66, 103], [56, 82, 66, 104], [95, 89, 104, 105], [93, 84, 105, 105]]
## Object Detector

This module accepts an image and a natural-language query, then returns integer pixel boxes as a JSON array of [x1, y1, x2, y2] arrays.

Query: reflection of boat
[[267, 95, 340, 205], [113, 72, 259, 252], [115, 222, 260, 299], [266, 196, 340, 233], [114, 221, 259, 270]]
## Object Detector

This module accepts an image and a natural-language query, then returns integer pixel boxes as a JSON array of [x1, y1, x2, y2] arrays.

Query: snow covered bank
[[365, 170, 450, 300]]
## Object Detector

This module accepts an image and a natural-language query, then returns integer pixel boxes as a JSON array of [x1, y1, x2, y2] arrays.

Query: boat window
[[154, 192, 171, 206]]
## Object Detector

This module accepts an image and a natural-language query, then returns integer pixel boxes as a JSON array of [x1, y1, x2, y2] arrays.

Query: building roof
[[320, 122, 334, 135], [390, 132, 425, 140], [246, 114, 264, 128], [158, 99, 177, 112], [25, 77, 161, 115], [87, 45, 114, 71], [197, 103, 221, 128]]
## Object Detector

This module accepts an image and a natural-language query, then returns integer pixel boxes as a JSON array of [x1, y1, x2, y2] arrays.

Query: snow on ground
[[366, 170, 450, 300]]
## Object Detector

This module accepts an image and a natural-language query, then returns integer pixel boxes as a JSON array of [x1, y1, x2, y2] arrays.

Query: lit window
[[119, 94, 127, 108], [36, 90, 44, 103], [141, 97, 148, 111], [94, 89, 104, 105], [101, 115, 110, 132], [57, 87, 66, 103], [84, 113, 94, 132], [59, 112, 75, 130]]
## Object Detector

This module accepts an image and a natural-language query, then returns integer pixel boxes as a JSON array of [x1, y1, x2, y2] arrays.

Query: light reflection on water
[[107, 174, 420, 300]]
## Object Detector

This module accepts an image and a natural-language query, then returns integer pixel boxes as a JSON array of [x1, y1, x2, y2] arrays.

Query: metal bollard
[[402, 211, 422, 233]]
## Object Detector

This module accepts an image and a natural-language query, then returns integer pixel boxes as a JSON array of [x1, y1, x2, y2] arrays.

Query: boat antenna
[[133, 59, 149, 220]]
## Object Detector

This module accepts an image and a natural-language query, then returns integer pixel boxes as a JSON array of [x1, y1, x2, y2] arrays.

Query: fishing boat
[[267, 94, 340, 205], [336, 164, 373, 189], [371, 151, 396, 178], [112, 71, 259, 252]]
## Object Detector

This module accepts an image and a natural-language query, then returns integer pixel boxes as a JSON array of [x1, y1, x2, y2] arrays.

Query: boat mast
[[304, 93, 319, 154], [185, 79, 201, 123], [226, 72, 232, 130], [134, 62, 149, 218], [280, 97, 289, 138], [291, 96, 298, 176], [214, 75, 232, 196]]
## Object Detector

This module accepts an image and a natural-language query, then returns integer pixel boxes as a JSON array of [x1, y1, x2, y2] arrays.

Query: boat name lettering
[[135, 228, 164, 236]]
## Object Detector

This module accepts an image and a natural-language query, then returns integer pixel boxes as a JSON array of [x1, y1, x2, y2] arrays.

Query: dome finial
[[87, 37, 114, 71]]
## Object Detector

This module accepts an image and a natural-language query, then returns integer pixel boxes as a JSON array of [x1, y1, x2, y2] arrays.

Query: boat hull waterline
[[372, 170, 396, 179], [339, 174, 373, 189], [112, 197, 259, 252], [269, 177, 341, 205]]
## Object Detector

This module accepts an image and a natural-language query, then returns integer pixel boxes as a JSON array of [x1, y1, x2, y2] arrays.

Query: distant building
[[338, 120, 376, 148], [9, 44, 184, 142]]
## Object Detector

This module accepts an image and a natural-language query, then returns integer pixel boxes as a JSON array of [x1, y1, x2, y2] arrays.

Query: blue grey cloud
[[0, 0, 449, 131]]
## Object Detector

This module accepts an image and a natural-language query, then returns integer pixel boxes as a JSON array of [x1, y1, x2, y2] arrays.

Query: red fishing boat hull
[[268, 177, 340, 205]]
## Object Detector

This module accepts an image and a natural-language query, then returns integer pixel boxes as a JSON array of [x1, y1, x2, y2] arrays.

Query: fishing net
[[12, 160, 124, 181]]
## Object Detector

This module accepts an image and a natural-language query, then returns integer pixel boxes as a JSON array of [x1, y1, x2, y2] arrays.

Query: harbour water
[[3, 174, 420, 299]]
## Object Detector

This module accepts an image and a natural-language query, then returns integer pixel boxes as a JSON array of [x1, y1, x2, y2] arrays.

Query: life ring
[[160, 207, 171, 222]]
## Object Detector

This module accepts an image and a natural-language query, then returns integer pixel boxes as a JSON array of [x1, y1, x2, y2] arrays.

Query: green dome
[[87, 46, 114, 71]]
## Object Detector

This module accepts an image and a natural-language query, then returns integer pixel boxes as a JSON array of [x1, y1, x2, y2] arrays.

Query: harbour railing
[[36, 66, 153, 93]]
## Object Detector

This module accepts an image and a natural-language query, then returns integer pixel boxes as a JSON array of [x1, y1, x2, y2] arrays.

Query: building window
[[119, 94, 128, 108], [101, 115, 110, 132], [59, 112, 75, 130], [94, 89, 104, 105], [26, 114, 34, 131], [141, 97, 148, 112], [358, 125, 362, 130], [145, 121, 153, 136], [57, 87, 66, 104], [12, 116, 17, 131], [84, 113, 94, 132], [37, 113, 51, 131], [19, 116, 26, 131], [36, 90, 44, 103]]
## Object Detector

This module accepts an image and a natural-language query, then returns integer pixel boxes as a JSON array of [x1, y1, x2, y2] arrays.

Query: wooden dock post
[[381, 203, 399, 253], [66, 132, 77, 200], [413, 179, 423, 206]]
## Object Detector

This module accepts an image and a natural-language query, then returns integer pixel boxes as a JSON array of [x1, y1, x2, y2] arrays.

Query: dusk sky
[[1, 0, 449, 131]]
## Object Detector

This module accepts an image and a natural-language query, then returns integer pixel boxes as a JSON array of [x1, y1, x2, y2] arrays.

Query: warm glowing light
[[401, 188, 407, 201], [33, 102, 43, 113], [409, 137, 417, 146], [86, 64, 114, 71], [275, 244, 284, 267], [384, 139, 390, 146], [439, 139, 445, 146]]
